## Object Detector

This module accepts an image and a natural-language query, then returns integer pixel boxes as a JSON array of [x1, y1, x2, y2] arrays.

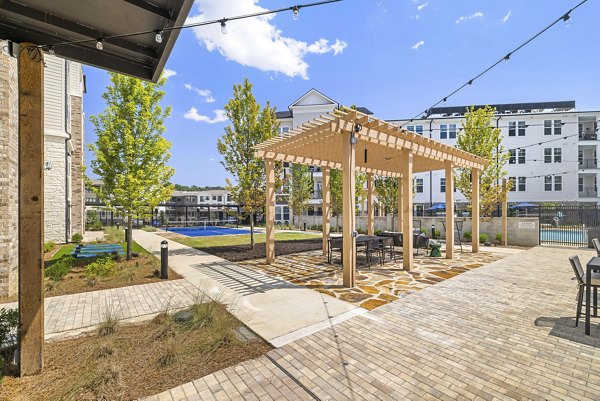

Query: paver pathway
[[146, 246, 600, 401]]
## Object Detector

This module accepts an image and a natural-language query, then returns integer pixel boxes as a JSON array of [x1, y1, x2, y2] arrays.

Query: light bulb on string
[[155, 30, 163, 44], [96, 39, 104, 50], [292, 6, 300, 21], [220, 20, 228, 35]]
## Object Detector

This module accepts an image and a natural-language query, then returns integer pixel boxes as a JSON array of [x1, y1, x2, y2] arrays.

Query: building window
[[509, 177, 516, 192], [579, 150, 583, 165], [508, 122, 516, 137], [449, 124, 457, 139], [553, 148, 562, 163], [509, 149, 516, 164], [407, 125, 423, 135], [278, 126, 290, 135], [544, 148, 552, 163], [544, 120, 562, 135], [579, 177, 584, 193], [518, 149, 526, 164], [554, 120, 562, 135], [440, 177, 446, 193], [518, 177, 526, 192], [544, 120, 552, 135], [440, 125, 448, 139], [544, 176, 553, 191], [554, 176, 562, 191], [415, 178, 423, 193], [518, 121, 526, 136]]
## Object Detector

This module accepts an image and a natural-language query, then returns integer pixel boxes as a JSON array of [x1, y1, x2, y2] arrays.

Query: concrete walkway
[[146, 246, 600, 401], [133, 229, 363, 345]]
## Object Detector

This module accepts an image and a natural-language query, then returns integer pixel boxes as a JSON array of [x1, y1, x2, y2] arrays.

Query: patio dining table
[[585, 257, 600, 335]]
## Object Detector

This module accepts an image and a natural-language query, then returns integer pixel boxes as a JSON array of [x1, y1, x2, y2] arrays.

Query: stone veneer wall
[[44, 135, 67, 243], [70, 95, 84, 236], [0, 52, 19, 297]]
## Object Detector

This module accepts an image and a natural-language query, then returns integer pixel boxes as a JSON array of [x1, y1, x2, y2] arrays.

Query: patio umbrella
[[509, 202, 537, 209], [427, 203, 446, 211]]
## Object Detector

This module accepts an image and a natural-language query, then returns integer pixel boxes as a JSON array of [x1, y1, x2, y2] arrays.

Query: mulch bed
[[199, 238, 323, 262]]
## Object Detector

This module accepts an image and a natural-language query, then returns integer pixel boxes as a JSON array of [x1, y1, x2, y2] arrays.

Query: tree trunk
[[126, 214, 133, 260], [250, 213, 255, 249]]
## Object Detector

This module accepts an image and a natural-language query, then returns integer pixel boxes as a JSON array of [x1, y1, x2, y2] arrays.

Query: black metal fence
[[538, 205, 600, 247]]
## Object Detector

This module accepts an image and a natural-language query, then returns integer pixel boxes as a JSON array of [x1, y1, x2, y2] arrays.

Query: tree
[[89, 73, 174, 259], [288, 164, 313, 228], [218, 78, 280, 248], [329, 169, 368, 231], [455, 105, 512, 217], [375, 177, 398, 230]]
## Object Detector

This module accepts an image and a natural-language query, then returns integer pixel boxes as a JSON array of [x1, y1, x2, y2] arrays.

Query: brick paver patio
[[146, 246, 600, 400]]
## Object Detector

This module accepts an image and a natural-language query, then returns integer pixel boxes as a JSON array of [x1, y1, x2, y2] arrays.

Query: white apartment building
[[276, 92, 600, 221]]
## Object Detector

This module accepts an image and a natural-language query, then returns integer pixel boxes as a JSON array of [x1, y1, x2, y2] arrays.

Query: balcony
[[579, 124, 597, 141], [312, 190, 323, 199], [579, 188, 598, 198], [579, 159, 598, 169]]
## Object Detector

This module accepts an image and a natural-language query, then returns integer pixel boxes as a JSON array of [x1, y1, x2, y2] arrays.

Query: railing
[[579, 131, 597, 140], [579, 188, 598, 198], [579, 159, 598, 169]]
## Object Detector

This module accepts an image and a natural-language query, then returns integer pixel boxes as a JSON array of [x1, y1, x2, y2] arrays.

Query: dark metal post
[[125, 226, 128, 243], [160, 240, 168, 279], [431, 224, 435, 239]]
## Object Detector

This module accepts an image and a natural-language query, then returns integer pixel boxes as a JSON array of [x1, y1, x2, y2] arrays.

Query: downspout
[[65, 130, 72, 243]]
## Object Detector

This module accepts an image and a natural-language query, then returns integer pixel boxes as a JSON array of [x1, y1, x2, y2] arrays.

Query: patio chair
[[328, 237, 343, 264], [593, 238, 600, 256], [364, 238, 382, 268], [568, 255, 600, 327], [413, 234, 429, 256], [381, 231, 402, 247], [380, 236, 396, 264]]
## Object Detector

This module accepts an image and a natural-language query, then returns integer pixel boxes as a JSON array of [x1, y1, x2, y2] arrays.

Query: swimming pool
[[540, 229, 587, 244], [165, 226, 252, 237]]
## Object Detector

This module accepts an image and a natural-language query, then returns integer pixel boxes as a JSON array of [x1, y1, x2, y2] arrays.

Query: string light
[[47, 45, 55, 55], [154, 30, 164, 44], [399, 0, 589, 128], [39, 0, 341, 53], [293, 5, 301, 20]]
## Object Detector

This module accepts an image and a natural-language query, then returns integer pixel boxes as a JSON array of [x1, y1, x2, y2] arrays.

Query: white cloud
[[184, 83, 215, 103], [417, 3, 428, 11], [500, 10, 512, 24], [186, 0, 347, 79], [411, 40, 425, 50], [456, 12, 484, 24], [162, 68, 177, 79], [184, 107, 228, 124]]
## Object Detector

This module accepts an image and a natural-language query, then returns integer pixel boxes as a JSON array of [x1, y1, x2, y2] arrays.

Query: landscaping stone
[[173, 310, 194, 324]]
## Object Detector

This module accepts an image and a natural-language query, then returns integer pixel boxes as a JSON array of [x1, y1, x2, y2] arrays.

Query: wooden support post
[[265, 159, 275, 264], [401, 151, 413, 270], [397, 177, 403, 232], [502, 178, 508, 246], [322, 167, 331, 256], [472, 168, 480, 253], [342, 131, 356, 287], [367, 173, 375, 235], [445, 161, 454, 259], [18, 43, 44, 376]]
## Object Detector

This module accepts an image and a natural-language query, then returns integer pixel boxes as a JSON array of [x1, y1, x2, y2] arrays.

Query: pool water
[[166, 226, 252, 237], [540, 229, 587, 244]]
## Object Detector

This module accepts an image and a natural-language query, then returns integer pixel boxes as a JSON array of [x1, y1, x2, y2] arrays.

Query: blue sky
[[83, 0, 600, 186]]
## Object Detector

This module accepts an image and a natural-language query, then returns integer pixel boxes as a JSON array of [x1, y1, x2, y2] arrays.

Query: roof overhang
[[255, 107, 488, 177], [0, 0, 193, 82]]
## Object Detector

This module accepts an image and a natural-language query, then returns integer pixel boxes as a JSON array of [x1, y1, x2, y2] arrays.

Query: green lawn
[[173, 231, 320, 249]]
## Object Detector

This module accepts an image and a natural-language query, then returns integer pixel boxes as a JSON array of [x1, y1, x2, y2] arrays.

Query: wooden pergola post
[[401, 151, 413, 270], [445, 161, 454, 259], [342, 131, 356, 287], [265, 159, 275, 264], [502, 178, 508, 246], [322, 167, 331, 256], [397, 177, 403, 232], [472, 168, 480, 253], [367, 173, 375, 235], [18, 43, 44, 376]]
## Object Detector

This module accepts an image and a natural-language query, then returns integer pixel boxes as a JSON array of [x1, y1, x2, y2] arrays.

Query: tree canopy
[[288, 164, 313, 227]]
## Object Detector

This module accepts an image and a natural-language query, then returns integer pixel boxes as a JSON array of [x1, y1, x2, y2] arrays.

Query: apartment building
[[164, 189, 236, 223], [0, 47, 85, 297], [275, 92, 600, 221]]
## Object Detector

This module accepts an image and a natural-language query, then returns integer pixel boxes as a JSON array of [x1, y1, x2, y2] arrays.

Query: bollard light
[[431, 224, 435, 239], [160, 240, 169, 279]]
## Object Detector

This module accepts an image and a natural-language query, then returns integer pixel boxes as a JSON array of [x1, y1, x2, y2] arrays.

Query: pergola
[[254, 107, 488, 288]]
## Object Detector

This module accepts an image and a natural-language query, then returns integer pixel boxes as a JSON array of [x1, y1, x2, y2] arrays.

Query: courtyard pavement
[[146, 246, 600, 401]]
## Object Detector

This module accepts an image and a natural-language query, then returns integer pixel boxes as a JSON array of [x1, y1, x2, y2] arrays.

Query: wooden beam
[[502, 178, 508, 246], [322, 167, 331, 256], [265, 159, 275, 264], [472, 168, 480, 253], [18, 43, 44, 376], [367, 173, 375, 235], [342, 131, 356, 287], [401, 151, 413, 270], [445, 161, 454, 259]]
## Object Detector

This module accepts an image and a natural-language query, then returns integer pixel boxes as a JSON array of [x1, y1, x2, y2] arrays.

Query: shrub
[[495, 233, 503, 243], [86, 220, 104, 231], [85, 257, 117, 278], [86, 210, 104, 231], [97, 302, 120, 336], [463, 231, 472, 241], [479, 233, 489, 243], [375, 229, 382, 235], [142, 226, 157, 232], [44, 256, 74, 281], [0, 308, 18, 349], [71, 233, 84, 244], [43, 241, 56, 253], [105, 227, 125, 243], [434, 228, 441, 239]]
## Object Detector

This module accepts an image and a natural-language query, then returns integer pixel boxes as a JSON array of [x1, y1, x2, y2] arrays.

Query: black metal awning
[[0, 0, 194, 81]]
